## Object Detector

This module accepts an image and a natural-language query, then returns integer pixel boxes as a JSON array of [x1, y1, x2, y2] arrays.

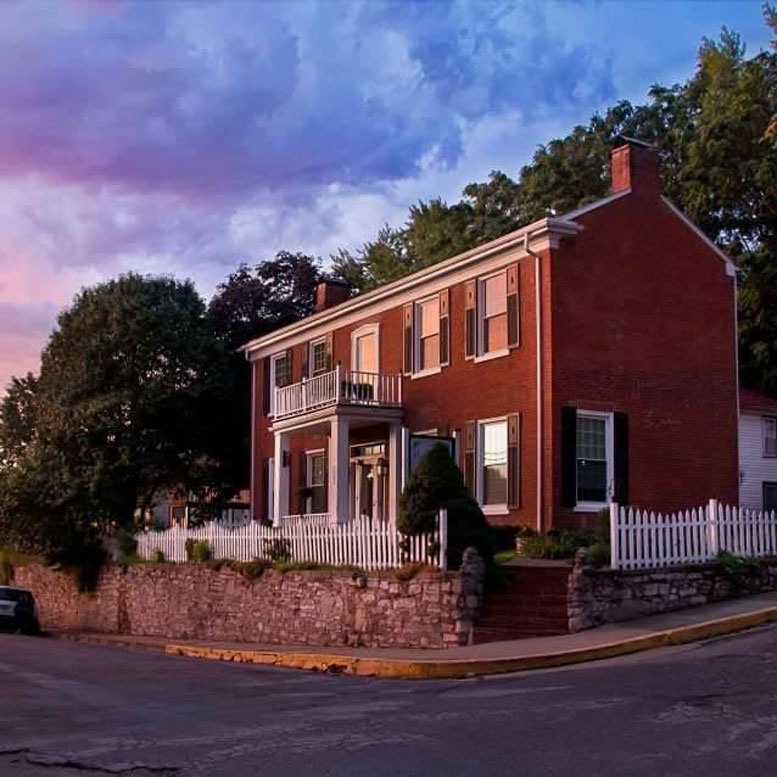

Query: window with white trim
[[479, 270, 507, 355], [415, 296, 440, 372], [309, 337, 328, 377], [307, 451, 327, 514], [576, 412, 613, 507], [479, 419, 508, 507], [269, 353, 289, 415], [763, 417, 777, 458], [352, 326, 378, 373]]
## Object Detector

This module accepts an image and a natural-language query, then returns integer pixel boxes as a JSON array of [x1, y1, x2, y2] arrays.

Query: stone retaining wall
[[14, 549, 485, 650], [568, 549, 777, 631]]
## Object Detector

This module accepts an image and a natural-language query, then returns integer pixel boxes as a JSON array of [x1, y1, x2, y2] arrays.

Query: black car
[[0, 586, 40, 635]]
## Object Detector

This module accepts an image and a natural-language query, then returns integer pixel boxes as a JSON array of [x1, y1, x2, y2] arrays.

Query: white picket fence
[[610, 500, 777, 570], [136, 510, 447, 572]]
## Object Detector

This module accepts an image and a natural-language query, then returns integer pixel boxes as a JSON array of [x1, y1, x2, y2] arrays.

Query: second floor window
[[764, 417, 777, 458], [480, 270, 508, 355], [310, 338, 328, 376], [416, 296, 440, 372], [269, 353, 290, 415]]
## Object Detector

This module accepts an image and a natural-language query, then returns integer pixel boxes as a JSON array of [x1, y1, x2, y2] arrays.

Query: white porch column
[[273, 431, 290, 527], [388, 422, 402, 525], [329, 416, 350, 523]]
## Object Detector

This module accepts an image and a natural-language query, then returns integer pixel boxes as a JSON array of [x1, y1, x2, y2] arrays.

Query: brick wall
[[550, 187, 738, 526], [15, 554, 485, 650], [252, 249, 546, 529]]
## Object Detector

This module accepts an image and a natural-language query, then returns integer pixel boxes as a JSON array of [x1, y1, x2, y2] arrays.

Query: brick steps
[[473, 563, 572, 644]]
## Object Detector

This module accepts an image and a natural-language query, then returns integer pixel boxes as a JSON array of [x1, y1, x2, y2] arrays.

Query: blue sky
[[0, 0, 772, 388]]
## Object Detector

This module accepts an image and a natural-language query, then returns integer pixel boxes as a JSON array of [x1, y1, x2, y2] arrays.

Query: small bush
[[228, 558, 271, 580], [115, 529, 138, 562], [520, 528, 602, 560], [151, 550, 166, 564], [493, 549, 517, 565], [398, 443, 493, 569], [262, 537, 291, 563], [588, 541, 611, 567], [717, 550, 760, 592], [392, 563, 435, 581], [185, 539, 212, 563]]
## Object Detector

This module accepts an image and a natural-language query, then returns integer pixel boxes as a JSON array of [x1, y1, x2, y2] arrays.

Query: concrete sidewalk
[[56, 590, 777, 679]]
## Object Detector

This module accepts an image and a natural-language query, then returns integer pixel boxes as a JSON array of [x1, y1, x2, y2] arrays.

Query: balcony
[[273, 366, 403, 422]]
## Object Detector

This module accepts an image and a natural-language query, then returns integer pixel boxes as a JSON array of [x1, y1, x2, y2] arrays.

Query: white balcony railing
[[274, 366, 403, 421]]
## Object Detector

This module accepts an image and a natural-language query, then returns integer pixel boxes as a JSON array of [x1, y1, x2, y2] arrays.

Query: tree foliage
[[399, 443, 492, 568], [333, 11, 777, 395], [0, 275, 235, 558], [207, 251, 322, 488]]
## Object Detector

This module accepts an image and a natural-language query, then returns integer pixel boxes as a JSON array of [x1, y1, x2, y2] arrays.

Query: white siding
[[739, 411, 777, 509]]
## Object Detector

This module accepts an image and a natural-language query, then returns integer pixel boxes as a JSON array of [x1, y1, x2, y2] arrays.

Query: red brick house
[[242, 139, 739, 532]]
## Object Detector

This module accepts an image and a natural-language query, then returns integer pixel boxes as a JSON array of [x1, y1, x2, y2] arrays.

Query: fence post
[[438, 508, 448, 573], [609, 502, 619, 569], [708, 498, 719, 557]]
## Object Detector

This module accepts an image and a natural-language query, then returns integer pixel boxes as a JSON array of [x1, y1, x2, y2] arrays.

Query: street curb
[[163, 605, 777, 679]]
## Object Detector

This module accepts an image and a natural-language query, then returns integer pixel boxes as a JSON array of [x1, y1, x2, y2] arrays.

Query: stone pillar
[[456, 547, 486, 646], [273, 431, 290, 527], [388, 422, 402, 525], [329, 416, 350, 523]]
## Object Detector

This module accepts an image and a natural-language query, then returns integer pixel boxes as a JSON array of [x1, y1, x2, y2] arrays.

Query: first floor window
[[307, 452, 327, 513], [764, 482, 777, 512], [764, 417, 777, 458], [576, 413, 611, 505], [480, 420, 508, 506], [415, 296, 440, 371]]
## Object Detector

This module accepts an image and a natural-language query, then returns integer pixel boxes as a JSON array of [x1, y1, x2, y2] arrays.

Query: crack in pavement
[[0, 748, 179, 775]]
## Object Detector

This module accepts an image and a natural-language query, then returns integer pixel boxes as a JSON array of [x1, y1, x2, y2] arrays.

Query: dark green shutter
[[439, 288, 450, 367], [463, 421, 477, 497], [507, 263, 520, 348], [262, 357, 271, 415], [561, 407, 577, 508], [614, 412, 629, 505], [403, 304, 413, 375], [464, 280, 477, 359], [507, 413, 521, 508]]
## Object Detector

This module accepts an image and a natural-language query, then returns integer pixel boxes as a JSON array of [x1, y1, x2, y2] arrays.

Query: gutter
[[524, 232, 543, 534]]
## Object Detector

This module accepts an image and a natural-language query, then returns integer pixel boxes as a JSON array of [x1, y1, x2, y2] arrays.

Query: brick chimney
[[313, 277, 351, 313], [611, 137, 661, 196]]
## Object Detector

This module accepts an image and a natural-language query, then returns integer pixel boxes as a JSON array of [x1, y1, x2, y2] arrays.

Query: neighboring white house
[[739, 389, 777, 511]]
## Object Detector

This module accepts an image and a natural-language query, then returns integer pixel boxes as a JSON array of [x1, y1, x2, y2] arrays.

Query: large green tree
[[0, 274, 235, 557]]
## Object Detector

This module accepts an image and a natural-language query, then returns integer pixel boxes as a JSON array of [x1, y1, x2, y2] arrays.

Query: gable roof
[[740, 388, 777, 415], [241, 184, 736, 357]]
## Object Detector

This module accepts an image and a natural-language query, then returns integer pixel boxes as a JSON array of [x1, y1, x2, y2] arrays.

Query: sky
[[0, 0, 772, 391]]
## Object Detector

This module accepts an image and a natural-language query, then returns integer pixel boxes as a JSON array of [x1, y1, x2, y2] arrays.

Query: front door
[[350, 442, 388, 521]]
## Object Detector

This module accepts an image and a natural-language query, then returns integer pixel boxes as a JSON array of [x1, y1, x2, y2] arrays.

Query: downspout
[[524, 232, 543, 533], [248, 354, 256, 522], [733, 269, 741, 504]]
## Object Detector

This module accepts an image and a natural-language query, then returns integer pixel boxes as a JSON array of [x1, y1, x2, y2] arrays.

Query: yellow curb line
[[163, 605, 777, 680]]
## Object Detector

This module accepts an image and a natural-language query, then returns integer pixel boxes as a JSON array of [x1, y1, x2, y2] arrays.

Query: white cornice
[[242, 216, 582, 359]]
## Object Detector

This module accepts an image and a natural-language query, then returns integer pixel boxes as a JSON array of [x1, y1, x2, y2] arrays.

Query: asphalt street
[[3, 627, 777, 776]]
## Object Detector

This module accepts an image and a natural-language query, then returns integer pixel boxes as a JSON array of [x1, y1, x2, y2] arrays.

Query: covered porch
[[270, 405, 405, 526]]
